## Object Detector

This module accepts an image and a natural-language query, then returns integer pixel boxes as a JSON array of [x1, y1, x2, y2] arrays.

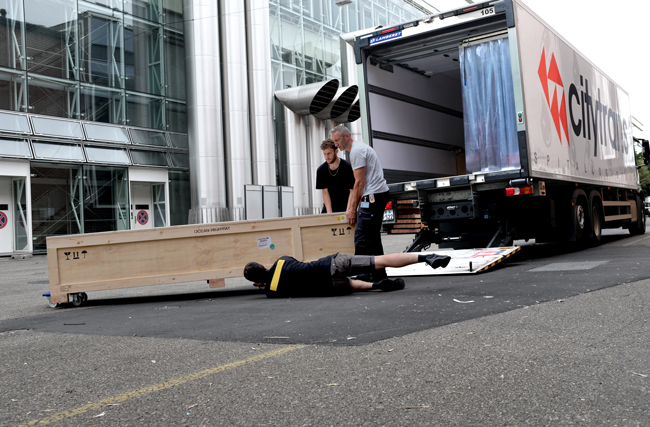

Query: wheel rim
[[576, 204, 585, 230]]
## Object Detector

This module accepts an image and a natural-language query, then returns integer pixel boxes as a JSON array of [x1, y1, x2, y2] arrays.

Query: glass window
[[124, 0, 163, 24], [164, 28, 185, 100], [82, 165, 130, 233], [84, 123, 130, 143], [130, 127, 166, 146], [28, 77, 80, 119], [87, 0, 123, 12], [124, 16, 163, 95], [0, 70, 27, 112], [85, 145, 130, 164], [32, 141, 85, 161], [126, 92, 163, 129], [31, 116, 83, 138], [0, 138, 32, 157], [169, 152, 188, 168], [165, 100, 186, 133], [168, 170, 189, 226], [0, 112, 31, 133], [78, 2, 125, 88], [163, 0, 184, 30], [0, 0, 26, 70], [30, 164, 83, 251], [131, 149, 167, 166], [24, 0, 78, 80], [80, 85, 125, 124], [152, 182, 166, 226], [168, 133, 187, 149], [270, 5, 281, 61], [280, 8, 303, 67]]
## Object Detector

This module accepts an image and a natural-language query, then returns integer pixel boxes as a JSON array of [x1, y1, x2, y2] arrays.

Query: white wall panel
[[369, 93, 464, 147], [373, 139, 458, 176]]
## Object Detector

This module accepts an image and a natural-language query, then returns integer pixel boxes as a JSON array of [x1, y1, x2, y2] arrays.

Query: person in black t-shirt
[[243, 252, 451, 298], [316, 138, 355, 213]]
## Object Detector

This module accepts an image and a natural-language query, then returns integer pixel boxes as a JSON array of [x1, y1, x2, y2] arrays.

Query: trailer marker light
[[505, 185, 534, 197], [462, 6, 478, 12], [381, 27, 397, 33]]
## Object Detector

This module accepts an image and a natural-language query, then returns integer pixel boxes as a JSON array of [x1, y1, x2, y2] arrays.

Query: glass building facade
[[0, 0, 438, 254], [270, 0, 430, 90]]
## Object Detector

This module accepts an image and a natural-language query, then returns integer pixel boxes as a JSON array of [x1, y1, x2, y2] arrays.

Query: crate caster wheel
[[46, 296, 60, 309], [71, 293, 84, 307], [80, 292, 88, 303]]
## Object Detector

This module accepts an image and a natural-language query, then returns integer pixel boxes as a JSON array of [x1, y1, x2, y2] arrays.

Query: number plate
[[480, 7, 495, 16], [382, 209, 395, 223]]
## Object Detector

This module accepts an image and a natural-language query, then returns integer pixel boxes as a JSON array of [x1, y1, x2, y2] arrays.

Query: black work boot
[[377, 278, 405, 292], [425, 254, 452, 269]]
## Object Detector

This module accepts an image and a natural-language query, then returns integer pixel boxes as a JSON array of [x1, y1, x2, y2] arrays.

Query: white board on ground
[[386, 247, 521, 276]]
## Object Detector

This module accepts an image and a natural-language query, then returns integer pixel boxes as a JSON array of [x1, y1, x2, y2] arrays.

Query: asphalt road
[[1, 227, 649, 426]]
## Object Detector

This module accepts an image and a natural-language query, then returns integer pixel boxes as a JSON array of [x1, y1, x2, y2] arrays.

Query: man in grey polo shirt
[[331, 124, 390, 281]]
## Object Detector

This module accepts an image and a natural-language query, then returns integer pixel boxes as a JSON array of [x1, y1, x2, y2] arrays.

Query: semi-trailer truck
[[346, 0, 649, 249]]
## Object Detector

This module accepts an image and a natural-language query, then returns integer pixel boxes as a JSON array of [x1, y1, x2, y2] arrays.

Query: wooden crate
[[46, 213, 355, 304], [386, 200, 422, 234]]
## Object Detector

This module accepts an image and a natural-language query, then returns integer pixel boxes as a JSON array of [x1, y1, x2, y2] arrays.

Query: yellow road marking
[[17, 345, 305, 427], [623, 234, 650, 246]]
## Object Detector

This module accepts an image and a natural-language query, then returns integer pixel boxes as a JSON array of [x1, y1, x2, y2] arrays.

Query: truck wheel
[[591, 200, 603, 244], [629, 197, 646, 236]]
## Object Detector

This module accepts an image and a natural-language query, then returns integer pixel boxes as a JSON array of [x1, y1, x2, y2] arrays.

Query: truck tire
[[629, 196, 646, 235], [591, 199, 603, 244]]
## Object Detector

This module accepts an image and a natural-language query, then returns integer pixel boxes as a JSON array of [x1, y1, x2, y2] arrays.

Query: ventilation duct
[[333, 98, 361, 124], [274, 79, 339, 116], [314, 85, 358, 120]]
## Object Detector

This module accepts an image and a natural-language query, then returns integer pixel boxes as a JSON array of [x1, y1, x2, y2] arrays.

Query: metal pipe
[[184, 0, 228, 224], [274, 79, 339, 116], [284, 106, 310, 216], [245, 0, 276, 186], [306, 116, 327, 214], [220, 0, 252, 221]]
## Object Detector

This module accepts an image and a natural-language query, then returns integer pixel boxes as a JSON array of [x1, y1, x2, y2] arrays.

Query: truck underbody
[[391, 176, 647, 251]]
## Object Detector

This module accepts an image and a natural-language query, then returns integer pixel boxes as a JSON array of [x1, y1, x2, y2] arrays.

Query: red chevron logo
[[538, 48, 570, 146]]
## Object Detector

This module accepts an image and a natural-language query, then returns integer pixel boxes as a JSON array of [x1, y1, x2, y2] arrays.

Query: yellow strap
[[269, 259, 285, 292]]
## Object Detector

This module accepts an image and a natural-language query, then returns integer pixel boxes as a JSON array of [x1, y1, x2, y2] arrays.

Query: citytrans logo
[[538, 47, 629, 158], [538, 48, 570, 146]]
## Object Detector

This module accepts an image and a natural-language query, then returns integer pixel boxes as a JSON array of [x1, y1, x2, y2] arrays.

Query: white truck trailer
[[348, 0, 649, 249]]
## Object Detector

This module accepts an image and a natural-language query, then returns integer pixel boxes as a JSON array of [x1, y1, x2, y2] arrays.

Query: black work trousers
[[354, 191, 389, 280]]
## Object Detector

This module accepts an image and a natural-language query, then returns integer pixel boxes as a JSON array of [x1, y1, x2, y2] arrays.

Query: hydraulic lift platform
[[387, 247, 521, 276]]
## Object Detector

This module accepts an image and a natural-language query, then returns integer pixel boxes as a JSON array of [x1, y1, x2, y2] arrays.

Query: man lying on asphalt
[[243, 252, 451, 298]]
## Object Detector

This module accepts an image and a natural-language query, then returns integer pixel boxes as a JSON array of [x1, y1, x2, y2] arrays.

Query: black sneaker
[[425, 254, 451, 269], [377, 278, 406, 292]]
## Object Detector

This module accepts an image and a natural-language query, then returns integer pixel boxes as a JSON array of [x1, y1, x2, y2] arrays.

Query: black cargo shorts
[[330, 254, 375, 288]]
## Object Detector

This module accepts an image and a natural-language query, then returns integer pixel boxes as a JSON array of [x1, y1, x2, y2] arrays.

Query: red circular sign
[[0, 212, 7, 230], [137, 210, 149, 225]]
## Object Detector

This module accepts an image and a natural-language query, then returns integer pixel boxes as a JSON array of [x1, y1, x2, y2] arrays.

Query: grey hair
[[330, 124, 351, 137]]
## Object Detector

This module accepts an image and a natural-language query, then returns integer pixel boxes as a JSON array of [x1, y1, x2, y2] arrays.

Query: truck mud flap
[[386, 246, 521, 276]]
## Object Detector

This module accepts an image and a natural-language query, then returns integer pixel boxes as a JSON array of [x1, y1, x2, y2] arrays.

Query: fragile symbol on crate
[[64, 250, 87, 260], [137, 210, 149, 225], [331, 227, 352, 236]]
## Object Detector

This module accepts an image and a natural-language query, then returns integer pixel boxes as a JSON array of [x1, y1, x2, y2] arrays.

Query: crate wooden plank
[[47, 213, 355, 303]]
